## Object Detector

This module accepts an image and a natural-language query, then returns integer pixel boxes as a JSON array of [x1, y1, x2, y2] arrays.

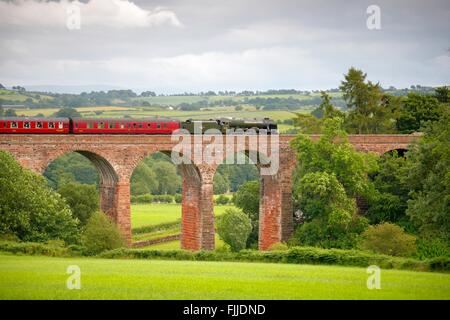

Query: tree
[[213, 172, 229, 194], [366, 151, 410, 225], [234, 180, 260, 248], [44, 152, 99, 189], [81, 211, 124, 255], [405, 110, 450, 239], [151, 161, 180, 194], [216, 208, 252, 252], [318, 91, 344, 119], [0, 150, 79, 243], [396, 93, 444, 133], [52, 107, 81, 118], [130, 162, 158, 196], [0, 105, 3, 117], [289, 118, 375, 248], [58, 182, 99, 226], [434, 86, 449, 104], [340, 67, 394, 133]]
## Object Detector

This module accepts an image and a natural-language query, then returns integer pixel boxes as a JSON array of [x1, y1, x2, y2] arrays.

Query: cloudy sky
[[0, 0, 449, 93]]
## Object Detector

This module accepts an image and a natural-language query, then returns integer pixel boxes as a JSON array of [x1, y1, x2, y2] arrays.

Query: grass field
[[0, 254, 449, 299], [131, 203, 233, 228]]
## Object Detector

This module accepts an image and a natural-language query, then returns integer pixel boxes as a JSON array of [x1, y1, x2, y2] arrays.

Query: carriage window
[[36, 122, 43, 128], [58, 122, 63, 129], [2, 122, 6, 128], [120, 123, 125, 129], [24, 122, 30, 129], [109, 123, 114, 129], [128, 123, 131, 128], [75, 123, 78, 128], [157, 123, 161, 129], [133, 123, 137, 128], [138, 124, 143, 128], [147, 123, 151, 127], [11, 122, 17, 128], [163, 123, 167, 128], [98, 122, 105, 129], [87, 122, 93, 129]]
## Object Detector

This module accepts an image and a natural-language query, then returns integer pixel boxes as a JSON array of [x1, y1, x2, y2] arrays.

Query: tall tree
[[340, 67, 393, 133]]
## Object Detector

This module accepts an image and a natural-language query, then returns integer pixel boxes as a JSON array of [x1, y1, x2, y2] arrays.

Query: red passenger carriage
[[0, 117, 70, 134], [71, 118, 180, 134]]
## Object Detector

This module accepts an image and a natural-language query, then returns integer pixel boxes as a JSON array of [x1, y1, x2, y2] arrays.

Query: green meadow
[[0, 254, 449, 300], [131, 203, 233, 228]]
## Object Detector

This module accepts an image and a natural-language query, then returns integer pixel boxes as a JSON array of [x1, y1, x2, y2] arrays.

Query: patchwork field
[[0, 254, 448, 299]]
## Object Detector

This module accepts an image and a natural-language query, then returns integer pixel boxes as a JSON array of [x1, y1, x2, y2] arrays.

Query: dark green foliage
[[405, 110, 450, 239], [213, 171, 229, 194], [415, 236, 450, 260], [0, 151, 80, 244], [290, 119, 376, 249], [44, 152, 99, 189], [81, 211, 125, 255], [216, 162, 259, 192], [234, 180, 260, 248], [57, 182, 99, 226], [130, 162, 158, 195], [174, 194, 182, 204], [52, 107, 82, 118], [340, 67, 395, 134], [216, 209, 252, 252], [396, 93, 445, 133]]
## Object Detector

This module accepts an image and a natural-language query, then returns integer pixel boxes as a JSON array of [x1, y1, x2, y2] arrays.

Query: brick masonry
[[0, 134, 418, 250]]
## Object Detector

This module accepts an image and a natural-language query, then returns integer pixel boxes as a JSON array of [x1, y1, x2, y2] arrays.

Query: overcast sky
[[0, 0, 449, 93]]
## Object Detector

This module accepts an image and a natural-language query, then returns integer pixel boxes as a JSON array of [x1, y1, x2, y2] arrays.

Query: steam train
[[0, 117, 277, 134]]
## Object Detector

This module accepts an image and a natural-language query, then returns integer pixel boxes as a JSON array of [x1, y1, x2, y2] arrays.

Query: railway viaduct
[[0, 134, 417, 251]]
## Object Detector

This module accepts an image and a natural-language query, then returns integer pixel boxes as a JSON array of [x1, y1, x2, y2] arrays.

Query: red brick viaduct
[[0, 134, 416, 251]]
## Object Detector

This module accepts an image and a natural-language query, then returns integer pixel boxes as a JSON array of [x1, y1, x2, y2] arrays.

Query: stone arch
[[382, 147, 409, 157], [127, 147, 216, 251], [42, 149, 121, 222]]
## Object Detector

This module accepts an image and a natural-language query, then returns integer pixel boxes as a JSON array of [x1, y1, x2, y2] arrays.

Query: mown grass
[[0, 253, 448, 299], [131, 203, 234, 228]]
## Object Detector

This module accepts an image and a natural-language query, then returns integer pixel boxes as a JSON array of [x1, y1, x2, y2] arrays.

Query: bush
[[415, 236, 450, 260], [360, 222, 417, 257], [58, 182, 99, 226], [216, 209, 252, 252], [174, 194, 182, 204], [0, 241, 70, 257], [289, 215, 368, 249], [215, 194, 230, 205], [268, 242, 289, 251], [81, 211, 125, 255], [98, 246, 448, 272]]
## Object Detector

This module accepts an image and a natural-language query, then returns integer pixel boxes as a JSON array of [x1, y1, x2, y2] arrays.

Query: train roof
[[0, 117, 69, 121], [71, 117, 179, 122]]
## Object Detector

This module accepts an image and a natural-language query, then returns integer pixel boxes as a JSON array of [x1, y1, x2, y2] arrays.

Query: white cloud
[[0, 0, 182, 28], [0, 46, 340, 92]]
